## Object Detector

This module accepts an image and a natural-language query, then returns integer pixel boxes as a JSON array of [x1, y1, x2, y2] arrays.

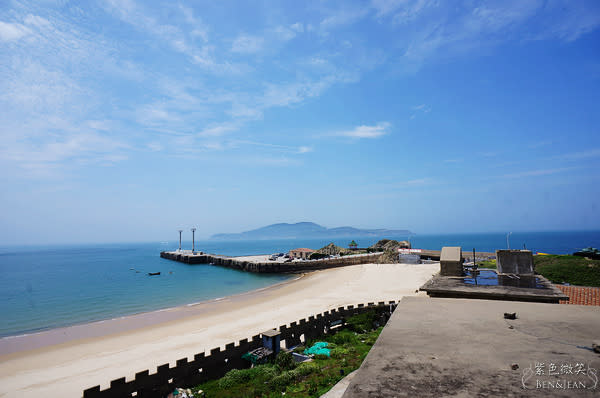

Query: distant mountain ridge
[[210, 222, 411, 240]]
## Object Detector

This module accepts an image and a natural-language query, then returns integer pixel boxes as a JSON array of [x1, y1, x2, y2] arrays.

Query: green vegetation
[[477, 255, 600, 287], [534, 255, 600, 287], [477, 259, 496, 269], [192, 313, 383, 397]]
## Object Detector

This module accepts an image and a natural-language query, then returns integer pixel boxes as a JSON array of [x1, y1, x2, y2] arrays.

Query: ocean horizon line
[[2, 229, 600, 248]]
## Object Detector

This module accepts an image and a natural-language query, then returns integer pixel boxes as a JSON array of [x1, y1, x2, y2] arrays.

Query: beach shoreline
[[0, 272, 305, 357], [0, 262, 439, 397]]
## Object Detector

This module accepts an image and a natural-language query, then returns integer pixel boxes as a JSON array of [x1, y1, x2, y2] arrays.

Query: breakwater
[[83, 302, 397, 398], [160, 251, 385, 273]]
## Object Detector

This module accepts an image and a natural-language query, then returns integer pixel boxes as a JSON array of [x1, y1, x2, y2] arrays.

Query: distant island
[[210, 222, 411, 240]]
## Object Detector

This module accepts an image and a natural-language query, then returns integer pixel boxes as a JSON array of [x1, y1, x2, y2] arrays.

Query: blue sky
[[1, 0, 599, 244]]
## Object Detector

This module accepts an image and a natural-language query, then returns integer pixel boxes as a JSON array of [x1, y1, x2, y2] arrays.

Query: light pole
[[506, 232, 512, 250], [191, 227, 196, 254], [178, 229, 183, 252]]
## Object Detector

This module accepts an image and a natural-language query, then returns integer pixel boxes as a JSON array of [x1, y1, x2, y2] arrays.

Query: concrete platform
[[343, 297, 600, 397], [420, 273, 568, 303]]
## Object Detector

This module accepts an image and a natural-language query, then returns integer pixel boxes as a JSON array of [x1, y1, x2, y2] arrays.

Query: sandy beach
[[0, 262, 438, 397]]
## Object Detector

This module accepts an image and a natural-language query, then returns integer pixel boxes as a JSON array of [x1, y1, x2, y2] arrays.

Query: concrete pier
[[160, 251, 386, 273]]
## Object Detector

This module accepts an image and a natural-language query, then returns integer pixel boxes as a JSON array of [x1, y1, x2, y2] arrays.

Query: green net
[[304, 342, 330, 357]]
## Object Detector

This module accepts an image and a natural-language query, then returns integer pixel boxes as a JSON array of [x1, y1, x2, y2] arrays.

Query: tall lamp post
[[178, 229, 183, 252], [191, 227, 196, 254]]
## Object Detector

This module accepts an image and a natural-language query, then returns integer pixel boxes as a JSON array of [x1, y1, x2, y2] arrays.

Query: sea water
[[0, 231, 598, 337]]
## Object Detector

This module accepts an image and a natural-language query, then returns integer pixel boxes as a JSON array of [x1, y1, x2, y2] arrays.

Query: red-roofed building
[[289, 248, 315, 260]]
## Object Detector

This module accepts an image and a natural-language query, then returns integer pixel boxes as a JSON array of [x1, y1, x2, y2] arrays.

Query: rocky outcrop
[[315, 243, 346, 256], [369, 239, 411, 251]]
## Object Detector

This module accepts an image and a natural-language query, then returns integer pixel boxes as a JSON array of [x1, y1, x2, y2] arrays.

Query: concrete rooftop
[[343, 297, 600, 397]]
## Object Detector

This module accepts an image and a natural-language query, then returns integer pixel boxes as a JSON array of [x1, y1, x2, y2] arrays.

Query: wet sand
[[0, 262, 438, 397]]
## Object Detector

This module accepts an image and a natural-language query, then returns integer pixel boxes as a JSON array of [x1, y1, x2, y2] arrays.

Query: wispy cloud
[[320, 7, 369, 33], [0, 7, 135, 177], [410, 103, 431, 119], [0, 21, 32, 41], [230, 140, 313, 155], [554, 148, 600, 161], [501, 167, 576, 179], [335, 122, 391, 139], [297, 146, 313, 154], [197, 123, 239, 137], [101, 0, 239, 73], [402, 178, 433, 186], [231, 34, 264, 54], [528, 140, 554, 149], [372, 0, 600, 71]]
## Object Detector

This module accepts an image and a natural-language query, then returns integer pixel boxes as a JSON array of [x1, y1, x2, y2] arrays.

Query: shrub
[[315, 353, 329, 360], [330, 346, 349, 358], [346, 312, 377, 332], [331, 330, 358, 345], [275, 351, 296, 371], [270, 369, 299, 390], [253, 365, 278, 380], [218, 368, 253, 388], [296, 361, 319, 376]]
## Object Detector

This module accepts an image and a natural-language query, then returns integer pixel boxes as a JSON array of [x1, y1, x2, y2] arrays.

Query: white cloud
[[336, 122, 391, 138], [229, 140, 312, 156], [146, 142, 163, 152], [320, 7, 369, 32], [298, 146, 313, 154], [231, 34, 264, 54], [0, 21, 32, 41], [290, 22, 304, 33], [197, 123, 238, 137]]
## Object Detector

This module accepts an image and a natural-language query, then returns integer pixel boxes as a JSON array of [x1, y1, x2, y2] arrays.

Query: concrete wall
[[440, 247, 463, 276], [496, 250, 533, 274], [160, 252, 385, 273], [83, 302, 397, 398]]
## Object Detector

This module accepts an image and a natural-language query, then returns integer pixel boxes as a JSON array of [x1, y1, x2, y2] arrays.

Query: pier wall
[[83, 302, 397, 398], [160, 251, 386, 273]]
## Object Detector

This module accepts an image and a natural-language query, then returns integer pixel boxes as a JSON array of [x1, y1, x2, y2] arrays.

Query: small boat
[[148, 272, 161, 276]]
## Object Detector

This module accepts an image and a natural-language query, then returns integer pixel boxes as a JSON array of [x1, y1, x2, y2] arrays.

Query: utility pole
[[191, 227, 196, 254], [178, 229, 183, 252]]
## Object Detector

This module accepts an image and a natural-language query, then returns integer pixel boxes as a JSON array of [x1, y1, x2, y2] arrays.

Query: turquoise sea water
[[1, 231, 598, 337]]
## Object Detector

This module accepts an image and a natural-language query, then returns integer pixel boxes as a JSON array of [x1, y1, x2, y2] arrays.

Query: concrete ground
[[343, 297, 600, 397], [320, 370, 358, 398]]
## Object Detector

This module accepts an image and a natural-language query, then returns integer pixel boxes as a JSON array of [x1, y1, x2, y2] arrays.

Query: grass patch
[[534, 255, 600, 287], [477, 259, 496, 269], [477, 255, 600, 286], [192, 313, 383, 397]]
